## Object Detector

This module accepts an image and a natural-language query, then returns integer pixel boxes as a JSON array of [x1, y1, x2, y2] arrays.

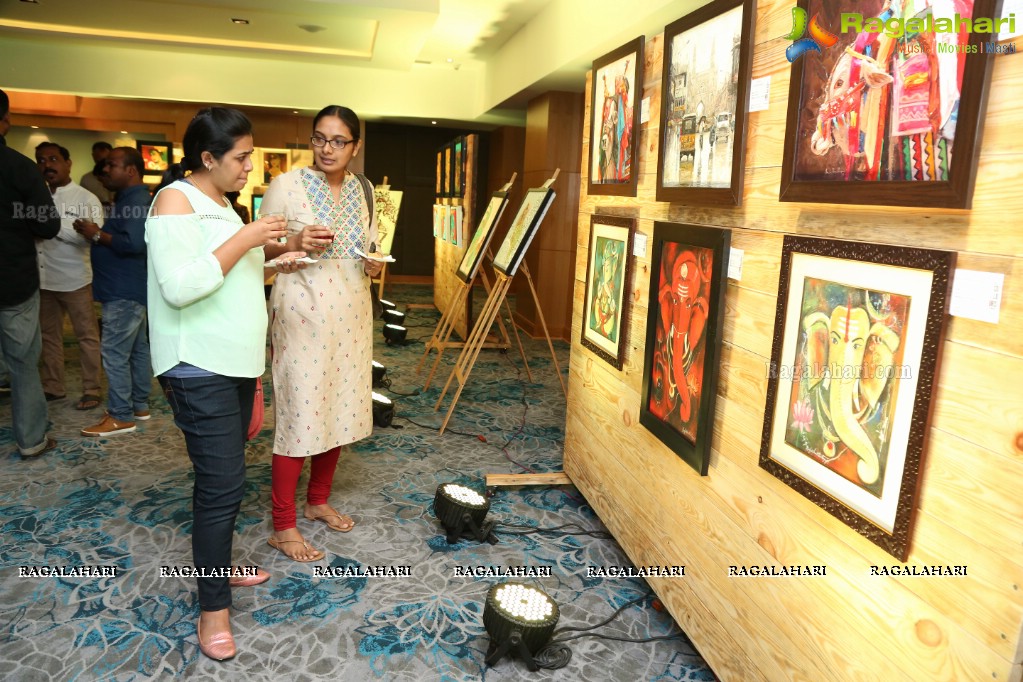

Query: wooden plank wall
[[563, 1, 1023, 680]]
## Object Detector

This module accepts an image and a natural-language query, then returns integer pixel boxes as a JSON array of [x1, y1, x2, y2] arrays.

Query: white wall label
[[633, 232, 648, 258], [949, 269, 1004, 324], [640, 97, 651, 124], [728, 248, 744, 281], [749, 77, 771, 112]]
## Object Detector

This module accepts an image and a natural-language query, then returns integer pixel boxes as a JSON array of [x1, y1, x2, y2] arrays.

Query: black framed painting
[[137, 140, 171, 174], [778, 0, 999, 208], [655, 0, 756, 205], [435, 149, 445, 197], [456, 191, 510, 283], [491, 187, 556, 277], [639, 222, 731, 475], [587, 36, 644, 197], [580, 215, 636, 370], [759, 236, 955, 561]]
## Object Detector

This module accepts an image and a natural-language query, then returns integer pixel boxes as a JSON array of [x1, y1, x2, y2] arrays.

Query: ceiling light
[[30, 125, 39, 129], [120, 130, 128, 134], [431, 121, 437, 125], [231, 18, 249, 25], [446, 57, 453, 63], [433, 482, 496, 544], [298, 24, 327, 33], [292, 110, 299, 114], [20, 0, 39, 4], [483, 582, 560, 670]]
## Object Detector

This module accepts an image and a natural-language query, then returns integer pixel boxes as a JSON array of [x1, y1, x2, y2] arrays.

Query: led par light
[[379, 299, 396, 313], [383, 323, 407, 345], [483, 582, 560, 671], [372, 391, 394, 427], [433, 482, 497, 545], [383, 309, 406, 326], [372, 360, 386, 387]]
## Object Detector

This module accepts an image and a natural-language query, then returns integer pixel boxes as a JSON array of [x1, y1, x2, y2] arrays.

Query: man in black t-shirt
[[0, 88, 61, 457]]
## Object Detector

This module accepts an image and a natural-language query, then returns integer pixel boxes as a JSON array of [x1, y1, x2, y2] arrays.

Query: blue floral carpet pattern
[[0, 285, 714, 681]]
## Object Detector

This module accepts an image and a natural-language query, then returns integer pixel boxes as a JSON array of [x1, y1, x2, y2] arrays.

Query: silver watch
[[91, 231, 101, 243]]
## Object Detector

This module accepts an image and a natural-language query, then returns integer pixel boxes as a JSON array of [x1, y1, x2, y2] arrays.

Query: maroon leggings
[[271, 447, 341, 531]]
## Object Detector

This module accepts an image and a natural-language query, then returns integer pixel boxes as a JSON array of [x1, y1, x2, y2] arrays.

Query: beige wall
[[564, 1, 1023, 680]]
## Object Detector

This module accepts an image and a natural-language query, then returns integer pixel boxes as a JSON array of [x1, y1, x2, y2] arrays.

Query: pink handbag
[[247, 379, 265, 441]]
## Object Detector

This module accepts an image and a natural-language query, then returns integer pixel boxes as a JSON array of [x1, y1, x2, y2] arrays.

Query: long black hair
[[181, 107, 252, 173], [313, 105, 361, 141]]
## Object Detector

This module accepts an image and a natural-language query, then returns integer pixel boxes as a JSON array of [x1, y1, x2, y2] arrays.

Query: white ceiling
[[0, 0, 701, 126]]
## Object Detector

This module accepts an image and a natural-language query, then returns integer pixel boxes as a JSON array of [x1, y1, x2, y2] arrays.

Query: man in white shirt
[[35, 142, 104, 410]]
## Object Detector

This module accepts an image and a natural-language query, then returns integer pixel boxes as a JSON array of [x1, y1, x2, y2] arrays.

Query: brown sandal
[[76, 394, 101, 410], [305, 511, 355, 533], [266, 536, 324, 562]]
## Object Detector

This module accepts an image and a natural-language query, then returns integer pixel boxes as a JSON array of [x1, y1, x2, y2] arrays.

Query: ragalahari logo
[[785, 7, 839, 62]]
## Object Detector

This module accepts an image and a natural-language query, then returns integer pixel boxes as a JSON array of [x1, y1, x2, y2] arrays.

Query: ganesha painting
[[783, 278, 911, 497], [647, 242, 716, 444]]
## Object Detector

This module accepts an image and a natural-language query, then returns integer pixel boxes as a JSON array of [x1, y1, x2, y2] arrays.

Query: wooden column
[[512, 91, 583, 341]]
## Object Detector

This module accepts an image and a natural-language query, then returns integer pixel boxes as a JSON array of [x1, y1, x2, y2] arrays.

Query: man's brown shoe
[[82, 414, 136, 437]]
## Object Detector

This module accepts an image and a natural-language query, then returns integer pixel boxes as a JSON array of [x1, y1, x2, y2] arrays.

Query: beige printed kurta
[[262, 167, 377, 457]]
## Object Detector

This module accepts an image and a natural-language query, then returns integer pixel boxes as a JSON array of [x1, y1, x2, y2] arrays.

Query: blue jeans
[[100, 300, 151, 421], [159, 373, 256, 611], [0, 291, 50, 454]]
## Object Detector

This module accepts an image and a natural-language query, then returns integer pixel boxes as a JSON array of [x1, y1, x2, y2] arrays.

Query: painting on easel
[[457, 191, 510, 283], [491, 187, 556, 277]]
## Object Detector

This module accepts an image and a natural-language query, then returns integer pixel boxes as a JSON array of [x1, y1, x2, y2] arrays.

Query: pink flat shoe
[[229, 568, 270, 588], [196, 619, 236, 661]]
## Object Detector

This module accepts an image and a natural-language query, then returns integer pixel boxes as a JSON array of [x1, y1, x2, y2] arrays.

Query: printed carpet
[[0, 284, 714, 681]]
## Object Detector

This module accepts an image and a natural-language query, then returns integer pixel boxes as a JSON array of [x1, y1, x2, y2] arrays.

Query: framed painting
[[260, 149, 289, 184], [435, 150, 445, 196], [655, 0, 756, 205], [492, 187, 556, 277], [137, 141, 171, 173], [581, 215, 636, 370], [588, 36, 644, 197], [443, 143, 453, 197], [778, 0, 999, 209], [457, 191, 510, 282], [251, 193, 263, 219], [453, 137, 464, 197], [373, 187, 403, 254], [760, 236, 955, 561], [639, 223, 730, 475]]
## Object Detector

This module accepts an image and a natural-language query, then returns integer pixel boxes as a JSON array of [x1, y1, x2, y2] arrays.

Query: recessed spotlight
[[431, 121, 437, 125], [120, 130, 128, 134], [20, 0, 40, 4], [446, 57, 453, 63], [292, 110, 299, 114], [231, 18, 249, 25], [30, 125, 39, 129]]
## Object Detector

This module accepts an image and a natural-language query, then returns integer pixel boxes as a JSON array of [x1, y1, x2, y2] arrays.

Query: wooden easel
[[416, 174, 531, 391], [433, 170, 567, 435], [372, 176, 392, 301]]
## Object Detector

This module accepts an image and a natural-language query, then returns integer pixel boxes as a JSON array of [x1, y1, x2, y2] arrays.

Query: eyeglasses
[[310, 135, 354, 150]]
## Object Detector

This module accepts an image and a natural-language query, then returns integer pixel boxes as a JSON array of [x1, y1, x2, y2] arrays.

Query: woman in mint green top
[[145, 107, 305, 662]]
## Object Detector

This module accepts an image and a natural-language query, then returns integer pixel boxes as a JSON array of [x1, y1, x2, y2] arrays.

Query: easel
[[434, 170, 567, 435], [372, 175, 392, 301], [416, 174, 531, 391]]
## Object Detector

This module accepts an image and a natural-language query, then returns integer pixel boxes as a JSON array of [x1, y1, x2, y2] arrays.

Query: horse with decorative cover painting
[[808, 0, 973, 182]]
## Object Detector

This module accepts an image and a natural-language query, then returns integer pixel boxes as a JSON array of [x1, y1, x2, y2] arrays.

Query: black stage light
[[383, 323, 407, 345], [379, 299, 396, 313], [383, 309, 406, 326], [372, 391, 394, 427], [483, 582, 560, 671], [372, 360, 386, 387], [433, 482, 498, 544]]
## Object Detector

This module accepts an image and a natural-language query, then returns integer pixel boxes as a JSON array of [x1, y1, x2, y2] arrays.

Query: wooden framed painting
[[261, 149, 289, 184], [778, 0, 999, 209], [639, 222, 730, 475], [443, 143, 454, 197], [453, 136, 465, 197], [491, 187, 556, 277], [435, 150, 445, 196], [581, 215, 636, 370], [588, 36, 644, 197], [137, 141, 171, 173], [655, 0, 756, 206], [456, 190, 510, 283], [759, 236, 955, 561]]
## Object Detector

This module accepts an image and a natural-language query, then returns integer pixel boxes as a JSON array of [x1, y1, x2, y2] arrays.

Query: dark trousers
[[160, 373, 256, 611]]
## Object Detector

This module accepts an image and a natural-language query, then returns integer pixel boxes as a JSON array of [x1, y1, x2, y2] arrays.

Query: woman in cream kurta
[[260, 105, 381, 562]]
